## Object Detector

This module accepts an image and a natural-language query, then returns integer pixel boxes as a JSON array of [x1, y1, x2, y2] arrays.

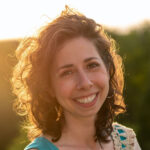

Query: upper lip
[[73, 92, 98, 99]]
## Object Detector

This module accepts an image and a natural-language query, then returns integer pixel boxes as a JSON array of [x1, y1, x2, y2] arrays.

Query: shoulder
[[24, 137, 59, 150], [112, 122, 141, 150]]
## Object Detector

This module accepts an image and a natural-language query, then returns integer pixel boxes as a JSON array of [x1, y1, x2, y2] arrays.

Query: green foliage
[[108, 22, 150, 150], [6, 128, 29, 150]]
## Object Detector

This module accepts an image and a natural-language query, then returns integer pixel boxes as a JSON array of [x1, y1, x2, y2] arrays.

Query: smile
[[75, 93, 97, 104]]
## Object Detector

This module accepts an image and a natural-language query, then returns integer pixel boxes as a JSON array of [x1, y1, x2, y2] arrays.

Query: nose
[[76, 70, 93, 90]]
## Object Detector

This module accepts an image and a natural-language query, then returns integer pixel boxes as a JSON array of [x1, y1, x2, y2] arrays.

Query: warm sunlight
[[1, 1, 150, 150], [0, 0, 150, 39]]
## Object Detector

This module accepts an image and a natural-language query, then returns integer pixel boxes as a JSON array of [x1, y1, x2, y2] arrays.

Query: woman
[[12, 6, 141, 150]]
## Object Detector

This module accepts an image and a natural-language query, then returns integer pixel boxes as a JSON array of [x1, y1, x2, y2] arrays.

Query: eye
[[87, 62, 100, 70], [60, 70, 73, 77]]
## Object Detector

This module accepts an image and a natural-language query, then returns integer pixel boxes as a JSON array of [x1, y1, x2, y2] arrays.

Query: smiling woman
[[11, 6, 141, 150]]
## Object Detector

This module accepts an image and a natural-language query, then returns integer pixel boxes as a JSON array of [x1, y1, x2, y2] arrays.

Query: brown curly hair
[[11, 6, 125, 143]]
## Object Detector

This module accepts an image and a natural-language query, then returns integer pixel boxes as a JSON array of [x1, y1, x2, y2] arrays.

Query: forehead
[[54, 37, 101, 64]]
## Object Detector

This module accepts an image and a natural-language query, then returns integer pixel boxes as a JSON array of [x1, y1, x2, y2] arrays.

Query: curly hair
[[11, 6, 125, 143]]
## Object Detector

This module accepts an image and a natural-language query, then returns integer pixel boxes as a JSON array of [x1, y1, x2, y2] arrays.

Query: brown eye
[[61, 70, 73, 77], [87, 62, 100, 70]]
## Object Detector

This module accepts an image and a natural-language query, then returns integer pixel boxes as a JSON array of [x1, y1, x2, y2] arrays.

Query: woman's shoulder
[[24, 136, 59, 150], [112, 122, 141, 150]]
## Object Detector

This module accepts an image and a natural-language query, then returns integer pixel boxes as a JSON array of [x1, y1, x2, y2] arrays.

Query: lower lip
[[74, 93, 98, 108]]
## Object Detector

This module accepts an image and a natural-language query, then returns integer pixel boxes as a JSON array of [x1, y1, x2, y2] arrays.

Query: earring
[[107, 92, 114, 99], [107, 95, 113, 99], [55, 105, 62, 121]]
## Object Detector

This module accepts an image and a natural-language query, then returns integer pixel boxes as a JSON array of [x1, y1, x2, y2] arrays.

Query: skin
[[46, 37, 114, 150]]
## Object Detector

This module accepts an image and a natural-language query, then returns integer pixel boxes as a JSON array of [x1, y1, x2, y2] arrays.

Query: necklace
[[98, 140, 103, 150]]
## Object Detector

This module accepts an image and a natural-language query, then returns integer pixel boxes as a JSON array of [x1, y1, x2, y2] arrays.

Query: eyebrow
[[57, 57, 99, 71]]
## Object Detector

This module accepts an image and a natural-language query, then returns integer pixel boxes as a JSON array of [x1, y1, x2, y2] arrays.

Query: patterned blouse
[[111, 123, 141, 150]]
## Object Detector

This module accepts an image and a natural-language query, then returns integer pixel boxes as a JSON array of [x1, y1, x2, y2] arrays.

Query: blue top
[[24, 137, 59, 150]]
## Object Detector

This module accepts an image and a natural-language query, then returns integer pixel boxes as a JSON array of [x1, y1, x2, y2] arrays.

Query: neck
[[61, 112, 97, 146]]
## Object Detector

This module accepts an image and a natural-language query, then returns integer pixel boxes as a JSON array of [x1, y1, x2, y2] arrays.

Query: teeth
[[76, 94, 96, 104]]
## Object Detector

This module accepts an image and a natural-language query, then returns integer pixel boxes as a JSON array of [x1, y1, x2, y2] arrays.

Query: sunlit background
[[0, 0, 150, 39], [0, 0, 150, 150]]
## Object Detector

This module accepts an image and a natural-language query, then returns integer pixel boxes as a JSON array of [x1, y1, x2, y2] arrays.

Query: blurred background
[[0, 0, 150, 149]]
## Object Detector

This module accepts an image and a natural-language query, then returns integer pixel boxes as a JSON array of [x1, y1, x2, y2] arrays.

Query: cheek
[[92, 72, 109, 86], [53, 79, 75, 100], [92, 73, 109, 98]]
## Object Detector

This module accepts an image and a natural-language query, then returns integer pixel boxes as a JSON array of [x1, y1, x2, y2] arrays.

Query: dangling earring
[[107, 95, 113, 99], [107, 92, 114, 99], [55, 105, 62, 121]]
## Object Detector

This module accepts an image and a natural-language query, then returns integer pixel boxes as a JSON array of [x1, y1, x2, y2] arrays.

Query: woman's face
[[50, 37, 109, 119]]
